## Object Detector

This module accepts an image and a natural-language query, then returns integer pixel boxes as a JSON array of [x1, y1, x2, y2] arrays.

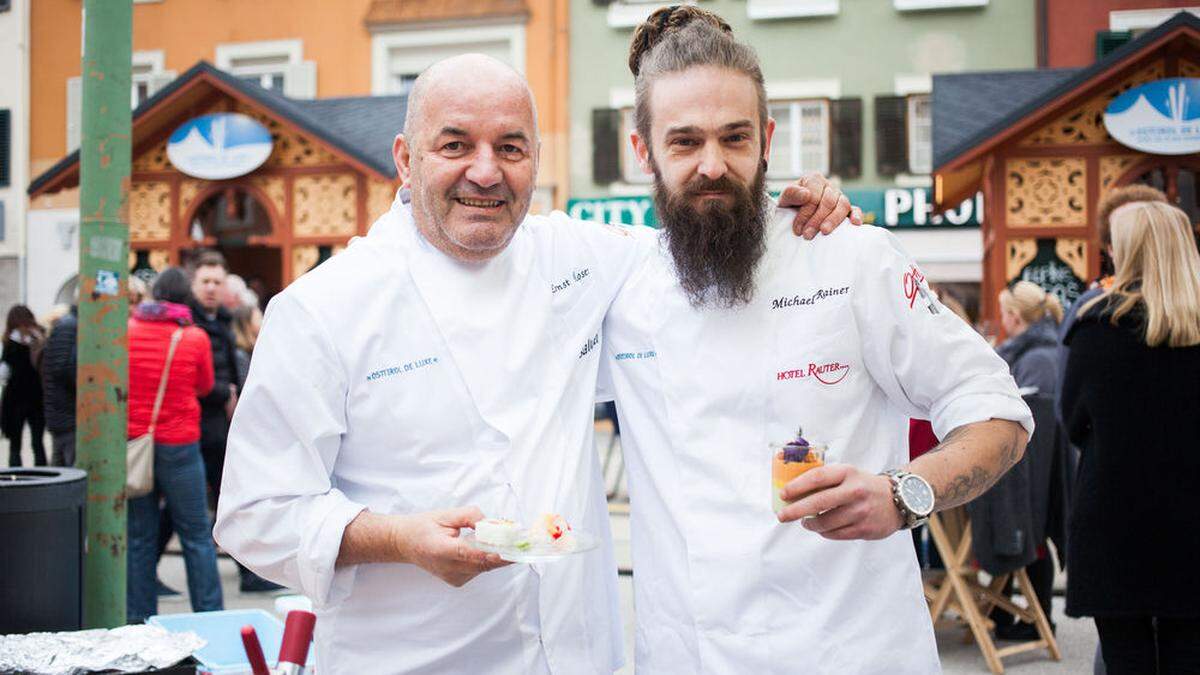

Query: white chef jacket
[[215, 200, 645, 674], [598, 209, 1033, 674]]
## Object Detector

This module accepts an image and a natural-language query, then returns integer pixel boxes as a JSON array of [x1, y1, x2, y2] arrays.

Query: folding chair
[[923, 508, 1061, 674]]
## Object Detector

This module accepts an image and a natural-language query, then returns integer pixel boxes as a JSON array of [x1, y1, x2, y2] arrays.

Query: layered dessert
[[771, 428, 826, 514], [475, 513, 574, 550], [475, 518, 520, 546]]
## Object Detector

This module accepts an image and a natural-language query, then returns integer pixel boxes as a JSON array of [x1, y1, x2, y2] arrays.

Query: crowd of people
[[1, 250, 278, 624], [1, 6, 1196, 671], [967, 183, 1200, 674]]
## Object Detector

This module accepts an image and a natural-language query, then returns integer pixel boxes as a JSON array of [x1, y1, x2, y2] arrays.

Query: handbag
[[126, 328, 183, 498]]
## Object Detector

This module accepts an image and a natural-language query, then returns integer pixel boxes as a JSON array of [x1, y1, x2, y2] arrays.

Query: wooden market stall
[[932, 12, 1200, 325], [28, 62, 403, 299]]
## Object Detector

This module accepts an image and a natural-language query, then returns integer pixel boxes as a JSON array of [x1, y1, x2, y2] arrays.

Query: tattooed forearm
[[907, 419, 1028, 511]]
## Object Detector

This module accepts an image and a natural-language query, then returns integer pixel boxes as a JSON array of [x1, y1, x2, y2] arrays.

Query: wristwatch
[[882, 470, 935, 530]]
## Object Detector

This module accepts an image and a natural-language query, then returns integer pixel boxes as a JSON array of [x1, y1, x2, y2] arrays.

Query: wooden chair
[[922, 508, 1061, 674]]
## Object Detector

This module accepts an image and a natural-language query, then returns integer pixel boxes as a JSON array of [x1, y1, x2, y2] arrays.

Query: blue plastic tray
[[149, 608, 313, 671]]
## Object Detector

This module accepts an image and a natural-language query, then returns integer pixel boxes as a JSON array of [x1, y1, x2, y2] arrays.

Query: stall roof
[[29, 61, 407, 196], [932, 11, 1200, 174], [932, 68, 1077, 170]]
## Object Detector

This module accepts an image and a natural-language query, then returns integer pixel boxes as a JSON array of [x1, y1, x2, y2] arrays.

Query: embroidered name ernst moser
[[552, 267, 590, 294], [777, 360, 850, 385]]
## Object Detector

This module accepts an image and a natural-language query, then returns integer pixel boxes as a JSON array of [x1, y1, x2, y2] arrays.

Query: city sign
[[566, 188, 982, 229], [1104, 78, 1200, 155], [167, 113, 274, 180]]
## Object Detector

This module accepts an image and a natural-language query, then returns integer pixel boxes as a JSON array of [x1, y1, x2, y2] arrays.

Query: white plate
[[461, 531, 598, 563]]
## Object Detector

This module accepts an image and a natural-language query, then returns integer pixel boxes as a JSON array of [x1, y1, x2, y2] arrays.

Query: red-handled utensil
[[240, 625, 270, 675], [277, 610, 316, 675]]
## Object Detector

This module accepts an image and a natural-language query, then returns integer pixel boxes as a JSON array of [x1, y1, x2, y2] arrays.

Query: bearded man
[[596, 7, 1034, 673]]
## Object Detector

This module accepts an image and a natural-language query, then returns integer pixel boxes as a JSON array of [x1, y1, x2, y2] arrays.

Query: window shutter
[[66, 77, 83, 152], [829, 97, 861, 180], [874, 95, 908, 177], [0, 109, 10, 188], [1095, 30, 1132, 61], [283, 61, 318, 99], [592, 108, 622, 186]]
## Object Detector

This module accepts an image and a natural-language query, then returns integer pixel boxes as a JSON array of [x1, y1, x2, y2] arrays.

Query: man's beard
[[654, 162, 770, 309]]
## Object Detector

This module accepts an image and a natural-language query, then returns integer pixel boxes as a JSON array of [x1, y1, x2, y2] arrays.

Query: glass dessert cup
[[771, 442, 827, 514]]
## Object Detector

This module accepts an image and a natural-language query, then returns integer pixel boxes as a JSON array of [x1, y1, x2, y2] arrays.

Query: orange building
[[26, 0, 569, 309]]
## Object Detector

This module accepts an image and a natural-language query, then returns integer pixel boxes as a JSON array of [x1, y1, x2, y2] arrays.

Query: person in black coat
[[186, 250, 281, 593], [2, 305, 47, 467], [41, 306, 79, 466], [984, 280, 1066, 640], [1061, 201, 1200, 674], [186, 251, 241, 501]]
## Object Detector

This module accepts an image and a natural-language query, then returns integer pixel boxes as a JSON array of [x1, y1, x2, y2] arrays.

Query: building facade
[[570, 0, 1037, 313], [1040, 0, 1200, 68], [25, 0, 569, 316], [0, 0, 30, 312]]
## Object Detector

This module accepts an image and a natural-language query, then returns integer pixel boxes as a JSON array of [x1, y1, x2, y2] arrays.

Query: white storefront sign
[[1104, 78, 1200, 155]]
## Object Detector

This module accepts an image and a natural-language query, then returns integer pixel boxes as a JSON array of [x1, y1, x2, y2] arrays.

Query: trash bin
[[0, 467, 88, 634]]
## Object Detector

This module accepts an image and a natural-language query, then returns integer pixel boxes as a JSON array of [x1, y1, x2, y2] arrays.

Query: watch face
[[900, 475, 935, 516]]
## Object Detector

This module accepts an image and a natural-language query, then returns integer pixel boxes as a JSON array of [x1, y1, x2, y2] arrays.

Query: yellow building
[[26, 0, 569, 308]]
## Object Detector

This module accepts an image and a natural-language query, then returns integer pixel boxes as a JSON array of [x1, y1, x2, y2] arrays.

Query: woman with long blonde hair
[[1061, 201, 1200, 673]]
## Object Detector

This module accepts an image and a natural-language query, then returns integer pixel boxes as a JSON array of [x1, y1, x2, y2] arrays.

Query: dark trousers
[[126, 442, 224, 622], [50, 430, 75, 467], [5, 411, 47, 466], [1095, 616, 1200, 674]]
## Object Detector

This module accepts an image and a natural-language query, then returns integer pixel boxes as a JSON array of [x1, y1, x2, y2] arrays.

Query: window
[[606, 1, 691, 29], [768, 99, 830, 179], [876, 82, 932, 178], [371, 24, 524, 96], [131, 51, 174, 109], [215, 39, 316, 98], [893, 0, 987, 10], [906, 94, 932, 175], [618, 108, 650, 184], [1109, 8, 1200, 33], [747, 0, 839, 20]]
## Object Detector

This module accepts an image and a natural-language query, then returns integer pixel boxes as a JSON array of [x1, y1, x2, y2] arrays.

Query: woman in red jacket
[[126, 267, 224, 622]]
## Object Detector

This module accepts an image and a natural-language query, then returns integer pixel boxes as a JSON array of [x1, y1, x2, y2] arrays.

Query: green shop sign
[[566, 188, 982, 229]]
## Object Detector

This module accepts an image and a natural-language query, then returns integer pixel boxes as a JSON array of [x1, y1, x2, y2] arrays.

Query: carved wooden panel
[[367, 179, 397, 223], [292, 245, 319, 281], [1006, 238, 1037, 282], [133, 138, 171, 172], [148, 249, 171, 272], [179, 179, 205, 217], [1021, 61, 1165, 146], [1099, 154, 1142, 199], [1181, 60, 1200, 78], [129, 181, 173, 242], [293, 174, 358, 238], [1006, 158, 1087, 227], [249, 174, 288, 219], [1056, 238, 1089, 283], [236, 103, 342, 168]]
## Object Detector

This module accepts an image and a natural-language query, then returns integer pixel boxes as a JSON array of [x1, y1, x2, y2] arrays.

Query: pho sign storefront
[[567, 188, 986, 282]]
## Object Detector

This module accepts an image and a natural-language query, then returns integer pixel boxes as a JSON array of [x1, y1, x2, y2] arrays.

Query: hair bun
[[628, 5, 733, 77]]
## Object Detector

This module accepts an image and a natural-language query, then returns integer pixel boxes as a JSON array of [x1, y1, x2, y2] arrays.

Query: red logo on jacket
[[776, 361, 850, 385]]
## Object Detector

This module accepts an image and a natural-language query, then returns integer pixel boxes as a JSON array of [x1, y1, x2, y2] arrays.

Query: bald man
[[214, 55, 855, 674]]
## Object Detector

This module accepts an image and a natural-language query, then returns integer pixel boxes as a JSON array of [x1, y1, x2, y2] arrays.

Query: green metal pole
[[77, 0, 133, 629]]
